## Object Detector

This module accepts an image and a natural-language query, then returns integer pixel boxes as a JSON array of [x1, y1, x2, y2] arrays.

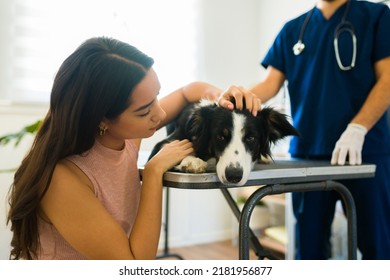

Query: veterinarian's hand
[[146, 139, 194, 174], [331, 123, 367, 165], [217, 85, 261, 116]]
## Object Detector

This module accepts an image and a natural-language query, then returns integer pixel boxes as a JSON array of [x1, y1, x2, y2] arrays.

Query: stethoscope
[[293, 0, 357, 71]]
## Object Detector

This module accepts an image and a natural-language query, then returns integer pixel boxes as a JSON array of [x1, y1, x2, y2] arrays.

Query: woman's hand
[[145, 139, 194, 175], [217, 85, 262, 116]]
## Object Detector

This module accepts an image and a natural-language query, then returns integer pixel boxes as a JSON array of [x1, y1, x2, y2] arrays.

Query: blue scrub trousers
[[292, 155, 390, 260]]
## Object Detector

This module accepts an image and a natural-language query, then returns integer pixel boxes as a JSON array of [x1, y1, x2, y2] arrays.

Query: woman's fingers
[[217, 85, 261, 116]]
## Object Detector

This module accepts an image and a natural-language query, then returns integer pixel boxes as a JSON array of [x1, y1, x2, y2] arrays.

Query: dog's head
[[185, 102, 299, 186]]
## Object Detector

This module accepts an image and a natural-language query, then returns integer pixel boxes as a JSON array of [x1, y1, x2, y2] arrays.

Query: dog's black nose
[[225, 166, 243, 183]]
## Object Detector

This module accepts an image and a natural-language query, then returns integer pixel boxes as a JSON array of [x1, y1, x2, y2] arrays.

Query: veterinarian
[[7, 37, 223, 259], [219, 0, 390, 259]]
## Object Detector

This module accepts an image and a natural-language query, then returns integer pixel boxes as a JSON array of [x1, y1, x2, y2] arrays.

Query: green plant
[[0, 120, 41, 147], [0, 120, 41, 173]]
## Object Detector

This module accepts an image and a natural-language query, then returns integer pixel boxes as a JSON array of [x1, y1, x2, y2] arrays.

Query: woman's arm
[[40, 161, 133, 259], [39, 140, 193, 260], [129, 139, 194, 259], [157, 82, 222, 129]]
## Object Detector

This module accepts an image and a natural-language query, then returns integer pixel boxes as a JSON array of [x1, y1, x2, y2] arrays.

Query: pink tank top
[[37, 139, 141, 259]]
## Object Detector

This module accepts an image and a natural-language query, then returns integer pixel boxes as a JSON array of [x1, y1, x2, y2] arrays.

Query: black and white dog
[[149, 100, 299, 186]]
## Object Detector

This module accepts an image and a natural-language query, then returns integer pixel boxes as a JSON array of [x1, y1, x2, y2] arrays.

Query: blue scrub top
[[262, 0, 390, 157]]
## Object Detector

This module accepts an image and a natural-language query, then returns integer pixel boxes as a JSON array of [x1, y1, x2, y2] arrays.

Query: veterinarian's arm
[[349, 57, 390, 131], [158, 82, 221, 128], [250, 66, 286, 103], [331, 56, 390, 165]]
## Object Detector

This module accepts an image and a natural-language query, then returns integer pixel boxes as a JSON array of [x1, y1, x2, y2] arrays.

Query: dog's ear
[[185, 106, 215, 160], [184, 105, 215, 159], [258, 107, 300, 143]]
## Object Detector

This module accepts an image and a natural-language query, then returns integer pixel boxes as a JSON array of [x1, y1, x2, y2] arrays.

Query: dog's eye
[[245, 136, 255, 143], [216, 135, 225, 141]]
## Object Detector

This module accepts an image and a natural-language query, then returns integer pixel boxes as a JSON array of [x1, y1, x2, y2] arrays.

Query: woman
[[7, 37, 224, 260]]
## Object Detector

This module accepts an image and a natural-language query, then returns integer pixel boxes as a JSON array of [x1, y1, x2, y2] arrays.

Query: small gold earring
[[99, 126, 107, 136]]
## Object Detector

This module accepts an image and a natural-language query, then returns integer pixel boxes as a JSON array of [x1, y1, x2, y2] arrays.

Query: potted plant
[[0, 120, 41, 147], [0, 120, 41, 172]]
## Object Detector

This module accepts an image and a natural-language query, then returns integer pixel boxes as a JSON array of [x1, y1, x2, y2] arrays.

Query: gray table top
[[139, 158, 376, 189]]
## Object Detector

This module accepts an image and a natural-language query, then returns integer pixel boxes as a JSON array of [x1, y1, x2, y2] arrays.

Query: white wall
[[0, 0, 314, 259], [257, 0, 313, 66]]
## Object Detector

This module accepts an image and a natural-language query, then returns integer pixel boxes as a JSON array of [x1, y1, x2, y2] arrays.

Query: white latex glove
[[331, 123, 367, 165]]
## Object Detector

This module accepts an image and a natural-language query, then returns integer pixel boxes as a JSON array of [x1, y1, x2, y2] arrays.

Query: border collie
[[149, 100, 299, 186]]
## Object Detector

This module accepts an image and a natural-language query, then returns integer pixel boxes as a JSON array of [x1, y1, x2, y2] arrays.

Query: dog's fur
[[149, 100, 299, 186]]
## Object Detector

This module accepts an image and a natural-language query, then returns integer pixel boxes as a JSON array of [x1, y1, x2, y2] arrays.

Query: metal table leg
[[156, 187, 184, 260], [239, 181, 357, 260], [220, 189, 277, 260]]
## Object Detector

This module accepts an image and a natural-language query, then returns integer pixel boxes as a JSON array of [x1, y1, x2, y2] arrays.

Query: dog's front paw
[[174, 155, 207, 173], [258, 154, 273, 164]]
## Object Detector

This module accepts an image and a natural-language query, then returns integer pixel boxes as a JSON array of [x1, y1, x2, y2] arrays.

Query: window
[[0, 0, 198, 104]]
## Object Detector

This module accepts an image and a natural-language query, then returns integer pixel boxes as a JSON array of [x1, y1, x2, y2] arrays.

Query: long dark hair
[[7, 37, 154, 259]]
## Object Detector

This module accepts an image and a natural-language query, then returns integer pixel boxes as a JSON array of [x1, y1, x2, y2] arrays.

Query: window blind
[[0, 0, 198, 104]]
